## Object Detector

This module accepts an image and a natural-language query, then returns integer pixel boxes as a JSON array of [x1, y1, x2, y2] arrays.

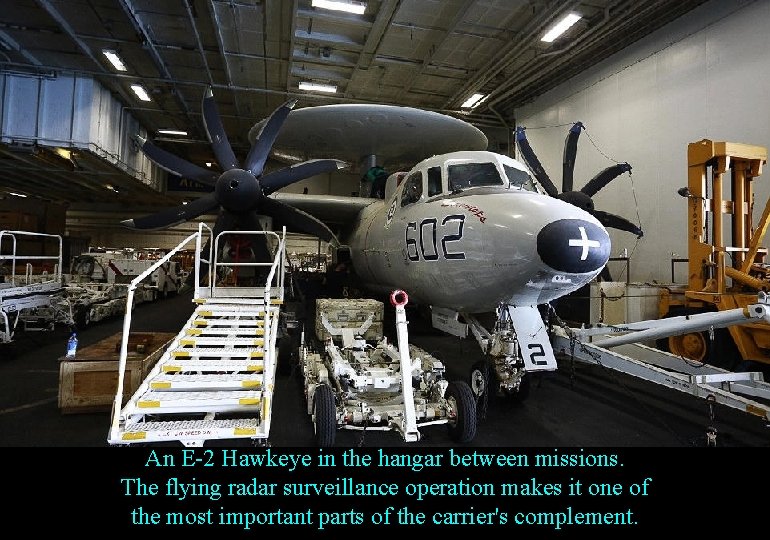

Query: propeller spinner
[[123, 88, 346, 250]]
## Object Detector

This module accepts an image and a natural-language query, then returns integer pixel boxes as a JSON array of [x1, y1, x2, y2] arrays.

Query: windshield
[[504, 164, 538, 192], [448, 162, 503, 191]]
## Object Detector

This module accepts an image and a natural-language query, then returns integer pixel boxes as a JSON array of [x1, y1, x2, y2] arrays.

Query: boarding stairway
[[108, 225, 286, 447]]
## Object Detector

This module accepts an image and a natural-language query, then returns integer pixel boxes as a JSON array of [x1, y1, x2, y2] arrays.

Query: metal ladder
[[108, 224, 285, 447]]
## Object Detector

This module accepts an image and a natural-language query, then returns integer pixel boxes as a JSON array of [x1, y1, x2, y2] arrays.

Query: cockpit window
[[400, 172, 423, 207], [504, 164, 538, 192], [427, 166, 442, 197], [448, 162, 503, 191]]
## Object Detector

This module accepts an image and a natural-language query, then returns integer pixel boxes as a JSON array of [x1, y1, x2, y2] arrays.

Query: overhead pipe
[[117, 0, 196, 125], [443, 0, 583, 109]]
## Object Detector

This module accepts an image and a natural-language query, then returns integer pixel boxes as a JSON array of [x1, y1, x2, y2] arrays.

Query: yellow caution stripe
[[163, 365, 183, 372], [138, 400, 161, 408], [239, 398, 260, 406], [246, 364, 264, 371], [234, 427, 257, 436], [193, 298, 207, 304], [186, 329, 203, 336], [241, 380, 261, 388], [180, 339, 196, 346], [122, 432, 147, 441], [193, 320, 208, 327], [172, 351, 190, 358], [262, 396, 270, 419], [151, 382, 172, 389]]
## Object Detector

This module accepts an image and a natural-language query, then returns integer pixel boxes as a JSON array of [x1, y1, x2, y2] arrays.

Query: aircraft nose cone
[[537, 219, 610, 274]]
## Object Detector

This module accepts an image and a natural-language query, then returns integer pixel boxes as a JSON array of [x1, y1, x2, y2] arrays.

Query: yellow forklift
[[658, 139, 770, 370]]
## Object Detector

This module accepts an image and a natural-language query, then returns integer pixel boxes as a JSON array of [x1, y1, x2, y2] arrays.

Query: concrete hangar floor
[[0, 288, 768, 448]]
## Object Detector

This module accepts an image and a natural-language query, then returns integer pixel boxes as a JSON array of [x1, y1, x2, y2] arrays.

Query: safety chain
[[705, 395, 718, 447]]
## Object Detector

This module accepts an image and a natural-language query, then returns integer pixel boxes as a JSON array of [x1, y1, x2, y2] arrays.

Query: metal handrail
[[0, 230, 63, 285], [109, 225, 209, 442]]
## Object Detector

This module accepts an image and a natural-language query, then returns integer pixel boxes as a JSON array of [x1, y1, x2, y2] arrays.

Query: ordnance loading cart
[[300, 290, 477, 446]]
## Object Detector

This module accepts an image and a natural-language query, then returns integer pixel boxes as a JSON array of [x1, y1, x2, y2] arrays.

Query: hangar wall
[[515, 0, 769, 284]]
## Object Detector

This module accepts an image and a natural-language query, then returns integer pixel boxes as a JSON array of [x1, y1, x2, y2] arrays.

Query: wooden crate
[[58, 331, 176, 414]]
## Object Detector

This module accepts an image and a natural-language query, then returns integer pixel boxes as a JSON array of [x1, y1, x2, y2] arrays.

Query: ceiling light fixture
[[158, 129, 188, 136], [461, 93, 486, 109], [541, 13, 582, 43], [312, 0, 366, 15], [8, 192, 27, 198], [102, 49, 127, 71], [299, 81, 337, 93], [205, 162, 212, 168], [130, 84, 151, 102]]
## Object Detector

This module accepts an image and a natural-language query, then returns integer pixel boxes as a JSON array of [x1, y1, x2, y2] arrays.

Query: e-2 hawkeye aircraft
[[124, 91, 641, 414]]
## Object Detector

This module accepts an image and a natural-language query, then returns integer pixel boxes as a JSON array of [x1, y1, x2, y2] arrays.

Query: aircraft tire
[[469, 360, 490, 422], [446, 381, 477, 443], [313, 384, 337, 447]]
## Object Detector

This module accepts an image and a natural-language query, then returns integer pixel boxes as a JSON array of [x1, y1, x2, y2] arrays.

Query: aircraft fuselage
[[346, 151, 610, 313]]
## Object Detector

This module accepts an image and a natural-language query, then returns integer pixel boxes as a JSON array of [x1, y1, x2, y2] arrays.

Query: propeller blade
[[562, 122, 583, 193], [243, 99, 297, 177], [261, 196, 340, 246], [239, 212, 274, 263], [134, 136, 218, 185], [121, 192, 219, 230], [201, 87, 239, 171], [581, 163, 632, 197], [261, 159, 347, 195], [514, 127, 558, 197], [593, 210, 643, 237]]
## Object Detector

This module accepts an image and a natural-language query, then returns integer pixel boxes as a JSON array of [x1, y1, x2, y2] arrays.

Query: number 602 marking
[[406, 214, 465, 261]]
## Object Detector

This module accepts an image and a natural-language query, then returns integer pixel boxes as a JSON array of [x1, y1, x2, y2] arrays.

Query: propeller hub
[[216, 168, 261, 212]]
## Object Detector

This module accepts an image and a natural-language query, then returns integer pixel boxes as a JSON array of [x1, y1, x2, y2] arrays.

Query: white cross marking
[[568, 226, 600, 260]]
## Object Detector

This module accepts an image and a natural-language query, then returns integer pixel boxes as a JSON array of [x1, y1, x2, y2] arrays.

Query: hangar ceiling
[[0, 0, 710, 206]]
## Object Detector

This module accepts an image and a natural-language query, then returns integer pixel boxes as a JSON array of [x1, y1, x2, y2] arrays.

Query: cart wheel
[[469, 360, 490, 422], [313, 384, 337, 447], [446, 381, 477, 443], [656, 307, 738, 369]]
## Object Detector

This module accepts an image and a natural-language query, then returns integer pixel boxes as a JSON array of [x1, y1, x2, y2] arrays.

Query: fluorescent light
[[461, 93, 486, 109], [541, 13, 582, 43], [299, 81, 337, 93], [130, 84, 151, 102], [158, 129, 188, 136], [102, 49, 127, 71], [8, 192, 27, 198], [312, 0, 366, 15], [205, 162, 212, 168], [104, 184, 119, 193]]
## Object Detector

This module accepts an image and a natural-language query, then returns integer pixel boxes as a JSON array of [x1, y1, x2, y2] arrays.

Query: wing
[[270, 193, 381, 230]]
